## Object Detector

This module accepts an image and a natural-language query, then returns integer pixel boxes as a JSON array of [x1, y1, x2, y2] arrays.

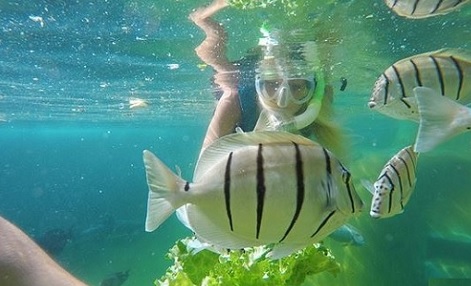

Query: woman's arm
[[190, 0, 242, 150], [0, 216, 87, 286]]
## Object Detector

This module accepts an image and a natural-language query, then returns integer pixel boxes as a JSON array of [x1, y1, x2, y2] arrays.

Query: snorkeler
[[190, 0, 346, 157], [0, 216, 87, 286]]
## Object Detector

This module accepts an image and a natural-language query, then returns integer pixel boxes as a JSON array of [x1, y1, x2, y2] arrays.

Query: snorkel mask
[[256, 24, 316, 108], [255, 74, 315, 108]]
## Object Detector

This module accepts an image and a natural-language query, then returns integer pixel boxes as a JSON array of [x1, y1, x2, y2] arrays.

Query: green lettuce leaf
[[155, 237, 340, 286]]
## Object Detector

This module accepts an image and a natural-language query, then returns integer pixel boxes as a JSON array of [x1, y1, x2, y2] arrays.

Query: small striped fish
[[368, 49, 471, 121], [384, 0, 470, 18], [363, 145, 419, 219], [143, 131, 363, 259]]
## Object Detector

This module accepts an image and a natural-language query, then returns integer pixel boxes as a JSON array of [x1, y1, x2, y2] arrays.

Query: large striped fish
[[368, 49, 471, 121], [384, 0, 471, 19], [143, 131, 363, 259], [363, 145, 419, 219]]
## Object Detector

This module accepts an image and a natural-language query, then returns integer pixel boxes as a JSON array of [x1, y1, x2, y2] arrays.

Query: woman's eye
[[265, 80, 282, 91]]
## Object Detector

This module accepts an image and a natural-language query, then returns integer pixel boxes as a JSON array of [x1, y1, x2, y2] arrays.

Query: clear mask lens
[[255, 75, 316, 107]]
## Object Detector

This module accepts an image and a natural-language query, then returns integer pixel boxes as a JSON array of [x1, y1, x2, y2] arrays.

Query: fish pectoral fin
[[267, 243, 308, 260], [413, 87, 471, 153], [176, 205, 193, 231], [360, 179, 375, 195], [185, 236, 222, 255]]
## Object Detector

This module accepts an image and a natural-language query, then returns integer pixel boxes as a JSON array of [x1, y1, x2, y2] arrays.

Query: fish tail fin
[[414, 87, 469, 153], [143, 150, 187, 232]]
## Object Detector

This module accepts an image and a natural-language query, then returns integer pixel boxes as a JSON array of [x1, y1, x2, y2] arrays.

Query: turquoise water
[[1, 1, 471, 285]]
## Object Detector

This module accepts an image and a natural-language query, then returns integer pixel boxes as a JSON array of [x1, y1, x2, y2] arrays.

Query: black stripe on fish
[[431, 0, 445, 14], [224, 152, 234, 231], [430, 56, 445, 96], [382, 73, 390, 106], [411, 0, 420, 15], [450, 55, 464, 100], [384, 173, 396, 213], [389, 163, 404, 207], [391, 64, 411, 108], [311, 210, 336, 238], [341, 164, 357, 213], [455, 0, 466, 7], [256, 144, 266, 239], [279, 142, 305, 243], [322, 148, 333, 206], [388, 162, 405, 211], [404, 148, 417, 171], [399, 156, 413, 188], [404, 148, 417, 184], [410, 59, 423, 86]]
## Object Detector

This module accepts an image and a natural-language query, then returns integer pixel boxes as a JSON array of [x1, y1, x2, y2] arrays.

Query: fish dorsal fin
[[193, 131, 317, 181], [401, 49, 471, 63], [429, 48, 471, 62]]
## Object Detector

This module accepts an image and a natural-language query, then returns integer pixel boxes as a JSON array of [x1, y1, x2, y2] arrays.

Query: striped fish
[[363, 145, 419, 219], [368, 49, 471, 121], [384, 0, 470, 18], [143, 131, 363, 259]]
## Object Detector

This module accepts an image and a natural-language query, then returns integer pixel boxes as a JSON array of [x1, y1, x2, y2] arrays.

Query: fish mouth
[[369, 211, 381, 219], [367, 100, 376, 109]]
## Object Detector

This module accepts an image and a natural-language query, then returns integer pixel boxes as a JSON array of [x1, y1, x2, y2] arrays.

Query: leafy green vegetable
[[155, 237, 340, 286]]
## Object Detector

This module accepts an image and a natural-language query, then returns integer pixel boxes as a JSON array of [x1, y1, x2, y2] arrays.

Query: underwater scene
[[1, 0, 471, 285]]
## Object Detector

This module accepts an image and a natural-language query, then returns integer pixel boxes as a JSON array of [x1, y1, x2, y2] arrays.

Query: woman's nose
[[276, 86, 289, 108]]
